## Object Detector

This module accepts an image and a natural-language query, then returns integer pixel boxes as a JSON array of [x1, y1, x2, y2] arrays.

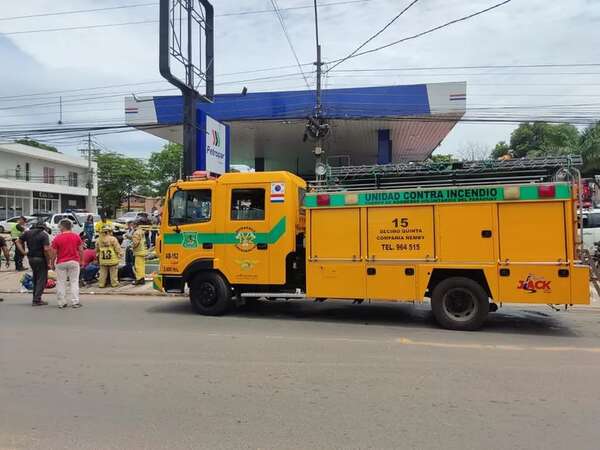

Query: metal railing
[[1, 171, 83, 187], [308, 156, 583, 192]]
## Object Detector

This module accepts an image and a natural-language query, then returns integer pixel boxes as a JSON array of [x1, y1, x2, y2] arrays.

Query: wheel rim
[[441, 287, 478, 322], [197, 281, 218, 307]]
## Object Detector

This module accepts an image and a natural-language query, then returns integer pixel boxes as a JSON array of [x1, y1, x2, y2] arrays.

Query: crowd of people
[[1, 213, 155, 308]]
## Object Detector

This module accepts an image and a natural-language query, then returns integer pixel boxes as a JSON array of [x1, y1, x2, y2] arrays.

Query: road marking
[[209, 332, 600, 353], [396, 337, 600, 353]]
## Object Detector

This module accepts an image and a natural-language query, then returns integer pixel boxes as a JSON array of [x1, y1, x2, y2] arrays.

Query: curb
[[0, 289, 185, 298]]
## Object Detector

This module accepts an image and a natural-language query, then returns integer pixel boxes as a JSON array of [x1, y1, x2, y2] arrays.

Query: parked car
[[116, 211, 145, 224], [581, 208, 600, 250], [0, 215, 37, 234], [44, 213, 84, 236], [76, 213, 101, 224]]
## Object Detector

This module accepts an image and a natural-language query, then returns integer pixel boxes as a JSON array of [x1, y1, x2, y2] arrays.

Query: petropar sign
[[198, 112, 230, 174]]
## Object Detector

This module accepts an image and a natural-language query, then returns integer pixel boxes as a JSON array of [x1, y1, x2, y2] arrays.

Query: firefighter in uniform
[[131, 219, 147, 285], [95, 225, 123, 288], [11, 216, 27, 271]]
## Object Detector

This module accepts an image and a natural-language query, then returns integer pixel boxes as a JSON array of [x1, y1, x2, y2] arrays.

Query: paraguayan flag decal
[[270, 182, 285, 203]]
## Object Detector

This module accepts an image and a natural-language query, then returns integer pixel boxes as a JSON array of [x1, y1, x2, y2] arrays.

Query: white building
[[0, 143, 98, 220]]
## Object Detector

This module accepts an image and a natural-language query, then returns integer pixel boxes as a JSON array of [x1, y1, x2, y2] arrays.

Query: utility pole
[[80, 133, 95, 213], [58, 96, 63, 125], [311, 0, 329, 180]]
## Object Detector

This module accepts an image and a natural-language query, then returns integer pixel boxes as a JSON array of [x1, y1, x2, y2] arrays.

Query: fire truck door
[[161, 187, 215, 275], [224, 185, 270, 285]]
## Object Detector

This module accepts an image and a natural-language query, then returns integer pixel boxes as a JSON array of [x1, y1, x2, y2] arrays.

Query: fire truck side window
[[169, 189, 211, 225], [231, 189, 265, 221]]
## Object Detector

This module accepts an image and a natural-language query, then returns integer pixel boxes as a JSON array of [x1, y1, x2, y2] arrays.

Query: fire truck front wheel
[[431, 277, 489, 331], [189, 272, 232, 316]]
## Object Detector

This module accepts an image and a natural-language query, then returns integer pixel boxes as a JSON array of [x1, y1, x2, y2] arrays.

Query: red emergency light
[[538, 185, 556, 198], [316, 194, 330, 206]]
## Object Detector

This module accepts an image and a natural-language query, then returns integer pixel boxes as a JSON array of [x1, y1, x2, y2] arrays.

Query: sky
[[0, 0, 599, 162]]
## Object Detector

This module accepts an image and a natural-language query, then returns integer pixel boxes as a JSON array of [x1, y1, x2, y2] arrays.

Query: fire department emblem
[[181, 232, 198, 249], [235, 259, 259, 271], [235, 227, 256, 252]]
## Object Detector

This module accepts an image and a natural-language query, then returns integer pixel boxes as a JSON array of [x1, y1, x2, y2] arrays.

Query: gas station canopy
[[125, 81, 465, 176]]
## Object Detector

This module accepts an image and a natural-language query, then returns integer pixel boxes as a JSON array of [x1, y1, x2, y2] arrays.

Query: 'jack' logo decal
[[517, 274, 552, 293]]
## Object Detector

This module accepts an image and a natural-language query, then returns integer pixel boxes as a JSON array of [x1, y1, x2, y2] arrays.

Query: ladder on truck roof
[[308, 155, 583, 192]]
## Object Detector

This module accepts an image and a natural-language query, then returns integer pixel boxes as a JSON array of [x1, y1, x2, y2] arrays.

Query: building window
[[25, 163, 30, 181], [68, 172, 78, 187], [15, 164, 22, 180], [231, 189, 265, 220], [43, 167, 55, 184]]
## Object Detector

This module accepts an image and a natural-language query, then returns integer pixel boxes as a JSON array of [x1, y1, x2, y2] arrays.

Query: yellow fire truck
[[154, 157, 590, 330]]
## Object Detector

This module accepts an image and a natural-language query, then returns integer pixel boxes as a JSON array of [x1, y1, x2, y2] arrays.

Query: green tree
[[508, 122, 579, 157], [429, 153, 456, 163], [96, 152, 149, 217], [491, 141, 510, 159], [15, 138, 58, 152], [580, 121, 600, 175], [146, 142, 183, 196]]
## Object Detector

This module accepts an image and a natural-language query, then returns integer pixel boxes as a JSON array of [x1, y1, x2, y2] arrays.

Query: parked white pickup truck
[[44, 213, 84, 237], [581, 208, 600, 250]]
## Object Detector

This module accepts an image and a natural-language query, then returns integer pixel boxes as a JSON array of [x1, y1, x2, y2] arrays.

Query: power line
[[269, 0, 312, 89], [0, 71, 315, 112], [326, 0, 420, 73], [2, 19, 158, 35], [325, 0, 514, 69], [0, 0, 372, 35], [335, 63, 600, 72], [0, 2, 156, 21], [219, 0, 372, 17], [2, 61, 598, 103]]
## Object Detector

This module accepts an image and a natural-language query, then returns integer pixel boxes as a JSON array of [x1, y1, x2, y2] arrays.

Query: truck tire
[[431, 276, 489, 331], [189, 272, 232, 316]]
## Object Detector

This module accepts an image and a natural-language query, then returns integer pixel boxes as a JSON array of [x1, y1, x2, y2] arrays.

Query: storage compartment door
[[307, 208, 364, 299], [365, 265, 417, 301], [498, 202, 567, 262], [366, 206, 434, 260], [437, 204, 495, 262]]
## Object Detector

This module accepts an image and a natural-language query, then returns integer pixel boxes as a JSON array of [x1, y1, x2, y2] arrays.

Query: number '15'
[[392, 218, 408, 228]]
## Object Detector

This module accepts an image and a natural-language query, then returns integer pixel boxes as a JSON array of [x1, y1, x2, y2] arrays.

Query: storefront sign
[[33, 191, 59, 200]]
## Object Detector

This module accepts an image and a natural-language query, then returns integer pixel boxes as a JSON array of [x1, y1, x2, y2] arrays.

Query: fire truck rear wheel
[[189, 272, 232, 316], [431, 277, 489, 331]]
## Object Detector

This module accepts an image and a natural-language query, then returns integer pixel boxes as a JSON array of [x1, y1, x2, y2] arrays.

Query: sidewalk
[[0, 263, 174, 297]]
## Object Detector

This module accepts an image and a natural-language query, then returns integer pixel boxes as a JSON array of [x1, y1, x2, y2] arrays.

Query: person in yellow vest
[[131, 219, 147, 285], [95, 225, 123, 288], [94, 215, 114, 234], [11, 216, 27, 271]]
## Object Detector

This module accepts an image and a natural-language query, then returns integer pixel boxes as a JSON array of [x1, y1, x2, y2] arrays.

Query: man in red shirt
[[51, 219, 84, 308]]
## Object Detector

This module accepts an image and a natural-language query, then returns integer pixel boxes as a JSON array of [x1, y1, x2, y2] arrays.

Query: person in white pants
[[50, 219, 84, 308], [55, 260, 81, 307]]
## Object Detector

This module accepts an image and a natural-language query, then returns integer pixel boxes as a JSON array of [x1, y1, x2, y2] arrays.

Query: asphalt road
[[1, 294, 600, 450]]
